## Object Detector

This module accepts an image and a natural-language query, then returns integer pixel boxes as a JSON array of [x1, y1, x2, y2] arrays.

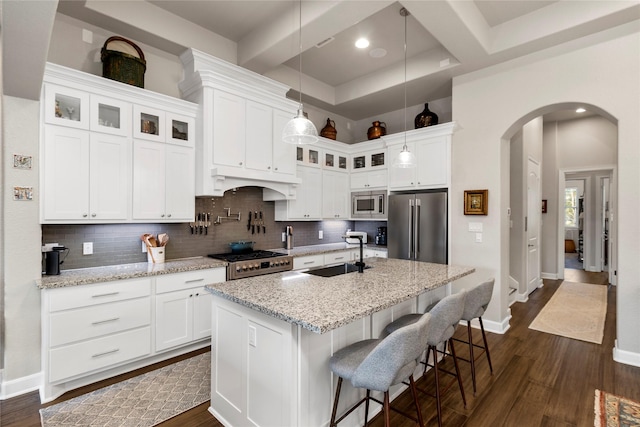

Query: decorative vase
[[367, 121, 387, 140], [320, 118, 337, 140], [414, 103, 439, 128]]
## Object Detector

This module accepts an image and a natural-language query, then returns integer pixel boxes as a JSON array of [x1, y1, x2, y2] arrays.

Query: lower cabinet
[[41, 267, 225, 402]]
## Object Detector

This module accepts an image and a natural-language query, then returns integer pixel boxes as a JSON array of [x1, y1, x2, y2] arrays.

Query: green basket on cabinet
[[101, 36, 146, 88]]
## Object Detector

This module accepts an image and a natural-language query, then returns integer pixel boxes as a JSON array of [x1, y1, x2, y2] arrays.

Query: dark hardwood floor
[[3, 268, 639, 427]]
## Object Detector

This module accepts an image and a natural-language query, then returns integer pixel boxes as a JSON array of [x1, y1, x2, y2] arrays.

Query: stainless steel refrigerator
[[387, 191, 447, 263]]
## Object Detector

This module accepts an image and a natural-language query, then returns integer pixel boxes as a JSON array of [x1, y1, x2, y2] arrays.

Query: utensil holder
[[147, 247, 165, 264]]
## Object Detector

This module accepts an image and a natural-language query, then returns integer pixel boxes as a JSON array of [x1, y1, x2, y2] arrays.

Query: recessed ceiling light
[[369, 48, 387, 58], [355, 38, 369, 49], [576, 108, 586, 113]]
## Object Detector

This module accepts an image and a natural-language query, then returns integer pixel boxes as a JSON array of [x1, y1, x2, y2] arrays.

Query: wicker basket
[[101, 36, 146, 88]]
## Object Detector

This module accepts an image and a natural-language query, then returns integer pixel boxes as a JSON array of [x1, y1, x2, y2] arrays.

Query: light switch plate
[[469, 222, 483, 232], [248, 325, 257, 347], [319, 230, 323, 239], [475, 233, 483, 243]]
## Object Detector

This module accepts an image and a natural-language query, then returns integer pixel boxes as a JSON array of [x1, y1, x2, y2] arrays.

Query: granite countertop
[[36, 257, 227, 289], [205, 257, 474, 334], [271, 242, 388, 257]]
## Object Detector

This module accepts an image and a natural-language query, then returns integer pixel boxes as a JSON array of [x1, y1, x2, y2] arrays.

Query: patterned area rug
[[40, 352, 210, 427], [595, 389, 640, 426], [529, 281, 607, 344]]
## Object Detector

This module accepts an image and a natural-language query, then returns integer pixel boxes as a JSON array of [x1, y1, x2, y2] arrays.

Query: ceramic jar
[[367, 121, 387, 140], [320, 118, 337, 140], [414, 103, 439, 128]]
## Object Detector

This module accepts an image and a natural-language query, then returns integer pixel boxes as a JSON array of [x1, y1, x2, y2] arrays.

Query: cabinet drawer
[[48, 278, 151, 312], [49, 327, 151, 383], [156, 268, 226, 294], [293, 255, 324, 270], [324, 251, 354, 265], [49, 297, 151, 347]]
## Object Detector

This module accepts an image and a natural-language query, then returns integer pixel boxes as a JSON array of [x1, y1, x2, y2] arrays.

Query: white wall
[[451, 25, 640, 361], [2, 96, 42, 387]]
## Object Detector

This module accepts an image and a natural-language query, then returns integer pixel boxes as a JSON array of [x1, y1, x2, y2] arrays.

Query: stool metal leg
[[364, 389, 370, 426], [330, 377, 343, 427], [467, 321, 477, 394], [479, 317, 493, 373], [383, 391, 391, 427], [431, 345, 443, 427], [448, 338, 466, 408], [409, 375, 425, 427]]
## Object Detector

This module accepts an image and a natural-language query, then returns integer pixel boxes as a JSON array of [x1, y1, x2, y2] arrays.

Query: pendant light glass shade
[[282, 107, 318, 145], [393, 145, 416, 168], [282, 0, 318, 145], [393, 7, 415, 169]]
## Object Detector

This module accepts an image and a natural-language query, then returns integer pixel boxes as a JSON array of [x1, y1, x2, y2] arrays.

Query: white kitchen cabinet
[[324, 250, 355, 265], [322, 170, 350, 219], [42, 126, 130, 222], [275, 166, 322, 220], [41, 63, 197, 224], [351, 148, 386, 171], [155, 268, 225, 352], [43, 278, 152, 384], [350, 169, 388, 190], [384, 123, 455, 190], [213, 90, 246, 168], [246, 100, 273, 172], [273, 109, 296, 175], [132, 140, 194, 221], [293, 254, 325, 270]]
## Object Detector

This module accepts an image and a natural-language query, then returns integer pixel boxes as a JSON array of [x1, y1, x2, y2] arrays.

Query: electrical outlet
[[82, 242, 93, 255], [319, 230, 323, 239], [475, 233, 483, 243], [142, 241, 147, 253], [282, 232, 286, 242]]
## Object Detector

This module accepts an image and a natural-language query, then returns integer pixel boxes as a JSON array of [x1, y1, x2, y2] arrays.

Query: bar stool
[[329, 312, 431, 427], [451, 278, 495, 394], [384, 291, 467, 427]]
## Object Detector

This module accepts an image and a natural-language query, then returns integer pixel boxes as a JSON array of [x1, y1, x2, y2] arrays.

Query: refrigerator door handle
[[415, 199, 421, 257], [409, 198, 414, 258]]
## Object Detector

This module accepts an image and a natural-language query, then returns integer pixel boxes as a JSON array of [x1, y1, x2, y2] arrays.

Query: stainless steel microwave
[[352, 191, 387, 219]]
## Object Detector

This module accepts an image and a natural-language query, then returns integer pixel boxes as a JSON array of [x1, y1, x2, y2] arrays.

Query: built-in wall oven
[[351, 190, 387, 219]]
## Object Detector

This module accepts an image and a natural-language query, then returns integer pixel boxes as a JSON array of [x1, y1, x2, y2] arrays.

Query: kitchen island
[[205, 257, 474, 427]]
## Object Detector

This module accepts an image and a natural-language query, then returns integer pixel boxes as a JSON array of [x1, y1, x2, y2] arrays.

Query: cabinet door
[[192, 291, 212, 341], [42, 126, 90, 220], [132, 140, 166, 220], [155, 289, 194, 352], [133, 105, 165, 142], [90, 95, 130, 136], [44, 85, 89, 129], [245, 101, 273, 172], [272, 109, 296, 175], [290, 167, 322, 219], [165, 144, 195, 221], [322, 170, 349, 219], [213, 91, 245, 167], [416, 137, 448, 187], [350, 171, 370, 190], [89, 133, 130, 220], [388, 143, 416, 189], [166, 113, 195, 146]]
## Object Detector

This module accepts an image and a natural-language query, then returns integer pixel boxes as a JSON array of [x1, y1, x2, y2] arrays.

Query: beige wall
[[452, 25, 640, 356]]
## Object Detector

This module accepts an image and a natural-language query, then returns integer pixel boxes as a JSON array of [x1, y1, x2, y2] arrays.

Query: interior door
[[527, 159, 541, 294]]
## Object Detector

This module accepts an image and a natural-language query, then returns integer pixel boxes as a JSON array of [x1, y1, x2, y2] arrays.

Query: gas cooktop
[[207, 250, 286, 263]]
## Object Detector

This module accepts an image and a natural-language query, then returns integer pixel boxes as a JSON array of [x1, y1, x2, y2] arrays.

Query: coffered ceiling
[[5, 1, 640, 120]]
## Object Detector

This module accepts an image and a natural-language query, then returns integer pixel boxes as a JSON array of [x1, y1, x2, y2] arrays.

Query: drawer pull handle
[[185, 278, 204, 284], [91, 292, 120, 298], [303, 261, 315, 265], [92, 317, 120, 325], [92, 348, 119, 358], [334, 256, 344, 260]]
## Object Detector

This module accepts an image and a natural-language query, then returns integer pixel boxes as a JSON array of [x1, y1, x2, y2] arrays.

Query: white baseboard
[[0, 371, 42, 400], [613, 340, 640, 367], [464, 309, 511, 335], [541, 272, 558, 280]]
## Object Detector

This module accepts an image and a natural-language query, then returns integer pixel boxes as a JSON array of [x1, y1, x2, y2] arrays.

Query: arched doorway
[[503, 102, 618, 304]]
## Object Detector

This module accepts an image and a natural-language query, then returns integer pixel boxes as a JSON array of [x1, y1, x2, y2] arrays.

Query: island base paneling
[[209, 284, 450, 427]]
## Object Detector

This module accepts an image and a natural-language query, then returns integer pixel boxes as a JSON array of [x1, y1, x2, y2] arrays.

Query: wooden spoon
[[148, 235, 158, 247]]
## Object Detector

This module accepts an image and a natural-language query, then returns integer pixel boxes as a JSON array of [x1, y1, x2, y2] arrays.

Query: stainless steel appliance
[[351, 190, 386, 219], [387, 191, 447, 263], [208, 250, 292, 280], [43, 246, 68, 276]]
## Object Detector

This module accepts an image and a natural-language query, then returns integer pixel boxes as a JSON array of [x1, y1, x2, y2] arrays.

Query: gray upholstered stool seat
[[329, 313, 431, 427], [451, 278, 495, 394], [383, 291, 467, 427]]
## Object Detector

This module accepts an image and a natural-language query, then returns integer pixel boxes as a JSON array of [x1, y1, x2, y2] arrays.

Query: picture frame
[[542, 199, 548, 213], [464, 189, 488, 215]]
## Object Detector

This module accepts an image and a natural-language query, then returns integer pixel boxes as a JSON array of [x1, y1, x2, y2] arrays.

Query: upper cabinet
[[41, 63, 198, 224], [179, 49, 300, 198], [383, 123, 456, 191]]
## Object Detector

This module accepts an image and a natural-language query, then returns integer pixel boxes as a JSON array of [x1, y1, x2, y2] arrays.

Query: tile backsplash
[[42, 187, 386, 271]]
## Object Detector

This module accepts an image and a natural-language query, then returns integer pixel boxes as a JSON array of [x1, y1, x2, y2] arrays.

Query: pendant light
[[282, 0, 318, 145], [393, 7, 416, 168]]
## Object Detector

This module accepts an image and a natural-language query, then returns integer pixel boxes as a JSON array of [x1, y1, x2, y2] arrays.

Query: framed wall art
[[464, 189, 488, 215]]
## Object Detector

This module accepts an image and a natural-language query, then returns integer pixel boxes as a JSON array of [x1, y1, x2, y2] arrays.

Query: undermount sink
[[305, 263, 371, 278]]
